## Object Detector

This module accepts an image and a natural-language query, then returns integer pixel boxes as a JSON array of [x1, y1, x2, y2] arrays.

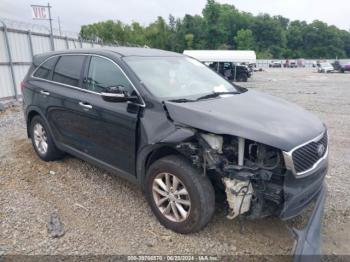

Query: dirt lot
[[0, 68, 349, 257]]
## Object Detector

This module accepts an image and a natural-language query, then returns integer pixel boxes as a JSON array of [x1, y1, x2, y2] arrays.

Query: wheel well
[[26, 110, 40, 138], [146, 146, 181, 170]]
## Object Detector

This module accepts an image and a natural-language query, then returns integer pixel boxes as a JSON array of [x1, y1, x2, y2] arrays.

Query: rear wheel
[[145, 155, 215, 234], [242, 73, 248, 82], [30, 115, 64, 161]]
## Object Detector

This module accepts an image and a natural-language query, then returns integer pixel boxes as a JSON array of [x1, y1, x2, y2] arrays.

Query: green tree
[[234, 29, 255, 50], [185, 33, 194, 49], [144, 17, 170, 49], [341, 30, 350, 57], [273, 15, 289, 30], [301, 21, 346, 58], [250, 14, 287, 58], [202, 0, 223, 48], [79, 0, 350, 58], [286, 20, 307, 58], [128, 22, 146, 45], [218, 4, 253, 48]]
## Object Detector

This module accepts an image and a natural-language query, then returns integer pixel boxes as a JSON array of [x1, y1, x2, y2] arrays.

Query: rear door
[[42, 55, 89, 148], [29, 56, 59, 113]]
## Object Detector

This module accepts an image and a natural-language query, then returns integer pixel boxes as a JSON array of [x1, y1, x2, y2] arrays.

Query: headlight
[[247, 142, 281, 170], [220, 136, 282, 170]]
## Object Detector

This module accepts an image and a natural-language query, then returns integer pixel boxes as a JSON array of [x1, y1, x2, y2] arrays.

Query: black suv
[[22, 48, 328, 256], [208, 62, 250, 82]]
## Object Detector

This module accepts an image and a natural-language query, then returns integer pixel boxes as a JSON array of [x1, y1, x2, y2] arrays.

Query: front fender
[[136, 127, 196, 189]]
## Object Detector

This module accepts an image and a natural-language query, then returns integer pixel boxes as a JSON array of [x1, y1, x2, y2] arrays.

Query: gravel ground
[[0, 68, 349, 257]]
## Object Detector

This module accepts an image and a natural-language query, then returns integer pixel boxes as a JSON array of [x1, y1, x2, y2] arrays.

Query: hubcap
[[33, 123, 48, 155], [152, 172, 191, 222]]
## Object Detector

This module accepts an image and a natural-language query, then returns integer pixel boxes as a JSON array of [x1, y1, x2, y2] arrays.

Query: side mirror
[[101, 92, 128, 102], [101, 85, 139, 103]]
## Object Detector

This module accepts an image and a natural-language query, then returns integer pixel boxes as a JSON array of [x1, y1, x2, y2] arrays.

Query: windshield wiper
[[196, 91, 240, 101], [168, 91, 240, 103], [168, 98, 196, 103]]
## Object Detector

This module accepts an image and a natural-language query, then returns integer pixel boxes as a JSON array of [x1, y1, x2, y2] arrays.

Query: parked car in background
[[283, 59, 297, 68], [243, 64, 253, 78], [289, 60, 298, 68], [183, 50, 256, 82], [297, 59, 306, 68], [269, 61, 282, 68], [317, 62, 334, 73], [240, 62, 254, 77], [332, 61, 350, 73], [248, 63, 256, 69], [342, 63, 350, 73], [332, 61, 343, 72], [208, 62, 250, 82]]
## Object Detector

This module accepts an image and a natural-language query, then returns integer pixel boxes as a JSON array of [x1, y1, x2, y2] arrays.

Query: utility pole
[[58, 16, 62, 36], [47, 3, 54, 50]]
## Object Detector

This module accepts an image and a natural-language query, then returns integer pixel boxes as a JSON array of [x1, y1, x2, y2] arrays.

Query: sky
[[0, 0, 349, 34]]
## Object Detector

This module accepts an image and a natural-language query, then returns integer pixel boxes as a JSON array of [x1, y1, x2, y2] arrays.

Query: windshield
[[123, 56, 240, 100], [320, 63, 332, 67]]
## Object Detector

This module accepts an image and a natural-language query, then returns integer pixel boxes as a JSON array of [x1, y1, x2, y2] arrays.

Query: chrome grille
[[292, 132, 328, 173]]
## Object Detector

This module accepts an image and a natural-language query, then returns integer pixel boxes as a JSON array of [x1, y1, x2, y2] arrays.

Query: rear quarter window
[[33, 56, 58, 80], [52, 55, 85, 87]]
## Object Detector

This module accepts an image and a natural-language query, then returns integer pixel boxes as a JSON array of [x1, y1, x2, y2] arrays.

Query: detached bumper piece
[[292, 184, 327, 262]]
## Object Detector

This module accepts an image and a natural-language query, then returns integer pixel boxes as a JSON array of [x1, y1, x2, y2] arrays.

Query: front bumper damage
[[292, 183, 327, 261], [280, 154, 328, 260], [167, 125, 328, 259], [219, 153, 328, 260]]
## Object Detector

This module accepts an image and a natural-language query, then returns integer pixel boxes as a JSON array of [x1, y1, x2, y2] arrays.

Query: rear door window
[[52, 55, 85, 87], [33, 56, 58, 80]]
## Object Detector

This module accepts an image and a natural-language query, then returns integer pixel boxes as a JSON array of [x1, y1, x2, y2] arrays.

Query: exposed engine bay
[[176, 131, 286, 220]]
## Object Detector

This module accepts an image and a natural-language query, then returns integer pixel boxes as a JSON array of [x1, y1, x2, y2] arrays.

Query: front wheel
[[145, 155, 215, 234]]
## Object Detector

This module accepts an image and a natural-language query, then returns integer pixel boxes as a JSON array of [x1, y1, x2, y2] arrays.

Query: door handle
[[40, 90, 50, 96], [78, 102, 93, 109]]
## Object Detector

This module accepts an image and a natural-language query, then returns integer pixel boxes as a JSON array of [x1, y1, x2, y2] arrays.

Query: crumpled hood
[[164, 89, 325, 151]]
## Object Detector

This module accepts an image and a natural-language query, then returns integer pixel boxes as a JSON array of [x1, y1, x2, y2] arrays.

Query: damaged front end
[[173, 128, 327, 259], [177, 132, 286, 220]]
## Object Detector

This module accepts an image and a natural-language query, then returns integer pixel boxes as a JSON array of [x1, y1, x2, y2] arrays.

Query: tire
[[145, 155, 215, 234], [242, 73, 248, 82], [30, 115, 64, 161]]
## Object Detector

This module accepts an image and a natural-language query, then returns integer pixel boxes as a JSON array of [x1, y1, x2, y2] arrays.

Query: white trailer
[[183, 50, 256, 64]]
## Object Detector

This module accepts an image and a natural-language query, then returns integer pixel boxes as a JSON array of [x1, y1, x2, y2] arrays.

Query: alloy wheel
[[152, 172, 191, 222], [33, 123, 48, 155]]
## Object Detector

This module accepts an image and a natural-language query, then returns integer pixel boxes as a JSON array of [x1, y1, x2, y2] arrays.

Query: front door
[[74, 55, 140, 175]]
